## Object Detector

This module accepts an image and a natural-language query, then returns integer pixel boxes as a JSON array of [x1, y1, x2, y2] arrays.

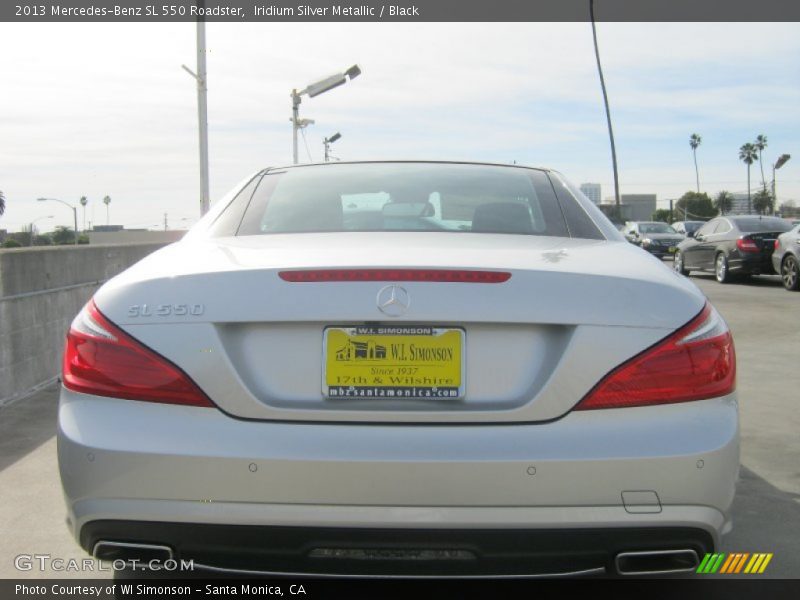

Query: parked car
[[671, 220, 705, 238], [772, 224, 800, 291], [59, 161, 738, 577], [623, 221, 684, 258], [674, 215, 793, 283]]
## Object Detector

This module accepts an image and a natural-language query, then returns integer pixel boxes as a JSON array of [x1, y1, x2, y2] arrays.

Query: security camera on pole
[[291, 65, 360, 165]]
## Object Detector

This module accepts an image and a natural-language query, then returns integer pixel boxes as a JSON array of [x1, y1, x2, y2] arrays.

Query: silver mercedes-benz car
[[58, 161, 738, 577]]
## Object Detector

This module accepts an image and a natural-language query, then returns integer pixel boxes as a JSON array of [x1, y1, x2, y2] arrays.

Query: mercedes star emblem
[[376, 284, 410, 317]]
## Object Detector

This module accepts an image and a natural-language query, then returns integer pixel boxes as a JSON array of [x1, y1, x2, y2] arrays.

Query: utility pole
[[182, 8, 210, 215], [164, 213, 168, 231]]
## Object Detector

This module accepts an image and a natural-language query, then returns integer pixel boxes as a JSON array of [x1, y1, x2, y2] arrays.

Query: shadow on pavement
[[690, 272, 783, 288], [0, 383, 59, 472], [721, 466, 800, 578]]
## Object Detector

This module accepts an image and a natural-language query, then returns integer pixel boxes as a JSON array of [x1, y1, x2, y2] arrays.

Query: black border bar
[[4, 0, 800, 23]]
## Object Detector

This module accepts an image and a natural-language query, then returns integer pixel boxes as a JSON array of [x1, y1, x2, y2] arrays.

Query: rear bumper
[[58, 389, 739, 574], [80, 520, 713, 576], [642, 246, 678, 259], [729, 252, 776, 275]]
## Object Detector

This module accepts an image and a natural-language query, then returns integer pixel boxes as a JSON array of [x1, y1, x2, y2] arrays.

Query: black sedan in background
[[772, 224, 800, 291], [674, 216, 793, 283], [623, 221, 684, 258]]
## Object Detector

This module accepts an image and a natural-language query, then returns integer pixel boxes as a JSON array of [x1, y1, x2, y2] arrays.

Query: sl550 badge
[[128, 303, 205, 317]]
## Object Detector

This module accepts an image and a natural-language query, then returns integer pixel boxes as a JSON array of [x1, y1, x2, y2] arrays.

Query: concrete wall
[[88, 230, 186, 245], [0, 243, 169, 407]]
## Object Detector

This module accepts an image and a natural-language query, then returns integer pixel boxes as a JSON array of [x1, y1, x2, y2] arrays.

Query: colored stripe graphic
[[744, 554, 760, 574], [697, 553, 725, 573], [734, 553, 750, 573], [720, 553, 737, 573], [698, 552, 773, 574], [697, 553, 712, 573], [711, 553, 726, 573], [758, 554, 773, 573]]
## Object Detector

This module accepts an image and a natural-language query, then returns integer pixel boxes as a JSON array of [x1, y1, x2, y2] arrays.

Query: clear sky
[[1, 21, 798, 233]]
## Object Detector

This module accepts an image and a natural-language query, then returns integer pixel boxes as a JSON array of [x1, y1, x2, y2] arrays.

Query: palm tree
[[754, 134, 768, 191], [689, 134, 702, 193], [714, 190, 734, 215], [739, 143, 758, 214], [0, 190, 5, 217], [79, 196, 88, 231], [103, 195, 111, 225]]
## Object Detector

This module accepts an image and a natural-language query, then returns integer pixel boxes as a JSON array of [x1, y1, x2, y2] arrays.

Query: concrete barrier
[[0, 243, 171, 407]]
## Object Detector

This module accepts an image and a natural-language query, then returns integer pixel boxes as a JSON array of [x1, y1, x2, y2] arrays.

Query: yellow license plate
[[323, 326, 464, 399], [668, 246, 678, 253]]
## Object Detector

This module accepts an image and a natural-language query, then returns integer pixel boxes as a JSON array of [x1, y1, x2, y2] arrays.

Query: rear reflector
[[575, 303, 735, 410], [62, 300, 215, 407], [279, 269, 511, 283]]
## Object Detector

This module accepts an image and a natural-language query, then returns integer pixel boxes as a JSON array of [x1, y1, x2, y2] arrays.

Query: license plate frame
[[322, 326, 465, 400]]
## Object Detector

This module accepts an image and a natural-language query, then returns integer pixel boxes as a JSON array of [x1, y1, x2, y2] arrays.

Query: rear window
[[228, 163, 598, 239], [732, 217, 793, 233], [639, 222, 677, 234], [683, 221, 704, 233]]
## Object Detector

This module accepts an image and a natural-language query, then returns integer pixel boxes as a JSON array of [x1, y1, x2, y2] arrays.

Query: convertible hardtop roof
[[262, 160, 555, 173]]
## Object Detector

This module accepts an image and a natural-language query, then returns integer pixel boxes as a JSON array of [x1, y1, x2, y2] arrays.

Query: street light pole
[[291, 89, 301, 165], [291, 65, 361, 165], [772, 154, 791, 211], [182, 14, 210, 215], [37, 198, 78, 245]]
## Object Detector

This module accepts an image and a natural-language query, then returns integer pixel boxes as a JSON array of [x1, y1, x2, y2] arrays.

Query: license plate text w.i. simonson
[[323, 326, 465, 399]]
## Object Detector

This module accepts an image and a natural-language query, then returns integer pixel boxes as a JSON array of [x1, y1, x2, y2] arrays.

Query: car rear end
[[728, 217, 793, 277], [58, 163, 739, 577]]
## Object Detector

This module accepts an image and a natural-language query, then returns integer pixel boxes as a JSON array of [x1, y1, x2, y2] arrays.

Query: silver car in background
[[58, 162, 738, 577]]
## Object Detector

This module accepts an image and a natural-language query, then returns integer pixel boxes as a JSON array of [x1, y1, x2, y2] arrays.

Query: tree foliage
[[714, 191, 734, 216], [754, 134, 768, 190], [51, 225, 76, 245], [752, 189, 774, 215], [0, 190, 5, 217], [652, 209, 672, 223], [675, 191, 716, 219]]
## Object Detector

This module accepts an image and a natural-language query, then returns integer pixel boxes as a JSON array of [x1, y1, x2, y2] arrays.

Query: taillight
[[774, 239, 780, 250], [62, 300, 215, 407], [279, 269, 511, 283], [736, 237, 759, 253], [575, 303, 735, 410]]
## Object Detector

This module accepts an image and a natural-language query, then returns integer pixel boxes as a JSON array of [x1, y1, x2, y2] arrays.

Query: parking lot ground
[[0, 270, 797, 579]]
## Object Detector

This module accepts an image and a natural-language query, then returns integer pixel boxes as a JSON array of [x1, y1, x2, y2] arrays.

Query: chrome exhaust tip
[[93, 541, 174, 563], [615, 549, 699, 576]]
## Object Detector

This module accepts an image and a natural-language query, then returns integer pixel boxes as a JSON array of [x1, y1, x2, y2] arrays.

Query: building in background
[[598, 193, 657, 223], [579, 183, 601, 204], [728, 192, 755, 215], [621, 194, 657, 221]]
